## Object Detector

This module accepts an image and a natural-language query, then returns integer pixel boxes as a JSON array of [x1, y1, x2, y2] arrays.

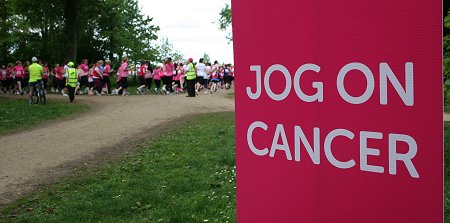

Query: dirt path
[[0, 91, 235, 207]]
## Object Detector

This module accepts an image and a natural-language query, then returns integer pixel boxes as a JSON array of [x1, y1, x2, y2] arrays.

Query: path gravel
[[0, 91, 235, 206]]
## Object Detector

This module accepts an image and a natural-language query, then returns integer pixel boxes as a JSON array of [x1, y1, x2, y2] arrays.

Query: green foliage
[[156, 37, 184, 63], [203, 52, 211, 64], [0, 97, 88, 135], [1, 112, 236, 222], [445, 9, 450, 107], [0, 0, 159, 66], [218, 3, 232, 42]]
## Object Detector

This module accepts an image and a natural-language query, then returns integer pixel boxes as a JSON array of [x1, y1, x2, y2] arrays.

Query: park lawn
[[1, 112, 236, 223], [0, 97, 88, 135]]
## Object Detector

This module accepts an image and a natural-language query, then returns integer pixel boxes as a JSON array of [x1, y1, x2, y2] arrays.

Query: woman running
[[1, 65, 7, 93], [13, 61, 24, 95], [79, 59, 89, 93], [42, 63, 49, 93], [210, 61, 220, 93], [6, 63, 13, 94], [136, 61, 147, 94], [92, 61, 103, 96], [177, 63, 185, 93], [162, 57, 174, 94], [144, 62, 154, 94], [102, 60, 112, 94], [116, 57, 130, 96], [153, 64, 162, 94]]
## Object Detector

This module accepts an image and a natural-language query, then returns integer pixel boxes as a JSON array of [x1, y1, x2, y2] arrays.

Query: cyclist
[[28, 57, 43, 105]]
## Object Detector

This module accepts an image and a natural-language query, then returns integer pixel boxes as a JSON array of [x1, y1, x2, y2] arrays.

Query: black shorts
[[196, 77, 203, 83], [28, 81, 39, 88], [15, 77, 23, 83], [120, 77, 128, 88], [138, 76, 145, 85], [145, 78, 153, 86], [79, 76, 88, 87]]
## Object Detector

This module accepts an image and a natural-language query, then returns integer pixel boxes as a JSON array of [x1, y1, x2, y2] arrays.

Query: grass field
[[0, 112, 236, 223], [0, 97, 88, 135]]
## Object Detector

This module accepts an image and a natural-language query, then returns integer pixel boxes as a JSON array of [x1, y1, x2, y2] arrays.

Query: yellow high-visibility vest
[[66, 68, 78, 87], [186, 63, 196, 80]]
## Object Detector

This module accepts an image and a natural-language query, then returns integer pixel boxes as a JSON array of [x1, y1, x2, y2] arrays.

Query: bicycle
[[31, 80, 46, 105]]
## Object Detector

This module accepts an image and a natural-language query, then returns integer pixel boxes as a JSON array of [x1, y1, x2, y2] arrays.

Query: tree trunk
[[64, 0, 78, 62]]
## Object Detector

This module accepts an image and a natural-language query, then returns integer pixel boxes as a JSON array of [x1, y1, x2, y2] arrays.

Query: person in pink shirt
[[102, 60, 113, 94], [42, 63, 49, 92], [210, 61, 220, 93], [144, 62, 154, 93], [6, 63, 13, 94], [92, 61, 103, 96], [23, 61, 30, 91], [78, 59, 89, 93], [115, 57, 130, 96], [1, 65, 7, 94], [172, 63, 182, 93], [13, 61, 24, 95], [136, 61, 147, 94], [162, 57, 174, 94], [152, 64, 162, 94]]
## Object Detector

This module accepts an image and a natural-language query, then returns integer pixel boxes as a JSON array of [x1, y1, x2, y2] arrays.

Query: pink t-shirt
[[80, 64, 89, 77], [153, 68, 161, 80], [1, 69, 6, 80], [163, 63, 174, 77], [14, 66, 24, 78], [144, 66, 152, 79], [119, 62, 128, 78], [42, 67, 49, 79], [103, 65, 111, 77]]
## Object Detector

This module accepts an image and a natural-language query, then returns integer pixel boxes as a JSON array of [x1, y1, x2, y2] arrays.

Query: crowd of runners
[[0, 56, 234, 101]]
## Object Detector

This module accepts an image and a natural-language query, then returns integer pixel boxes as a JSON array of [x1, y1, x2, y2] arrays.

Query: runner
[[177, 62, 185, 93], [23, 61, 30, 93], [162, 57, 174, 95], [195, 58, 206, 95], [27, 57, 43, 105], [102, 60, 113, 95], [42, 63, 49, 93], [92, 61, 103, 96], [204, 62, 212, 94], [0, 65, 7, 94], [13, 61, 24, 95], [115, 57, 130, 96], [78, 59, 89, 93], [153, 64, 162, 94], [210, 61, 220, 93], [136, 61, 147, 94], [6, 63, 14, 94]]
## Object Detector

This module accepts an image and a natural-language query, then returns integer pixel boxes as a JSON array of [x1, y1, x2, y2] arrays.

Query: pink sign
[[233, 0, 443, 222]]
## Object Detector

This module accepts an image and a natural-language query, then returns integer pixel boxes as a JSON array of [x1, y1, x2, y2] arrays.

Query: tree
[[218, 3, 232, 42], [202, 52, 211, 64], [156, 37, 184, 63], [0, 0, 159, 67]]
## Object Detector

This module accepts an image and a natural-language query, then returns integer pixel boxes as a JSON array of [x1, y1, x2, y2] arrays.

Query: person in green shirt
[[28, 57, 43, 105]]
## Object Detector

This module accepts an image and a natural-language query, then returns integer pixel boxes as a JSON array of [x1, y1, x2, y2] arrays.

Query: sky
[[139, 0, 233, 64]]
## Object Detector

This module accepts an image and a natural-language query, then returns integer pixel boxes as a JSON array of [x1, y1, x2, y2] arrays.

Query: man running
[[28, 57, 43, 105]]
